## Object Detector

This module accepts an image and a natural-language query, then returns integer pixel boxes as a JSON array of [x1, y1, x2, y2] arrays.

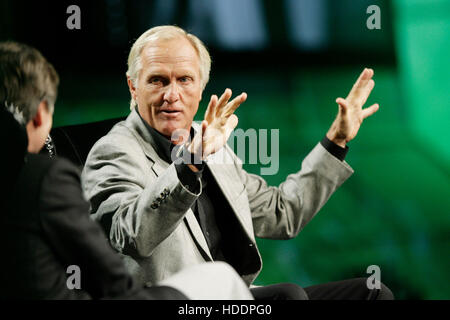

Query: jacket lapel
[[207, 149, 255, 240]]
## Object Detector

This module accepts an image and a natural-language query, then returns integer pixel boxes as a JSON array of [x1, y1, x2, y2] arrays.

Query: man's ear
[[127, 76, 137, 101], [32, 101, 46, 128]]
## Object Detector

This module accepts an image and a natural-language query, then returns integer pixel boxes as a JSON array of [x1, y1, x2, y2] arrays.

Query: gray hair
[[0, 41, 59, 123], [126, 25, 211, 110]]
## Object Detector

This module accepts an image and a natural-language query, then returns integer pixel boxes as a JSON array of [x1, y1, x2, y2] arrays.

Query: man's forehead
[[141, 37, 199, 67]]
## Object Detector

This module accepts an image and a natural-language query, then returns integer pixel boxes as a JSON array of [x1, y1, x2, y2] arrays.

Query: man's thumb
[[336, 98, 347, 114]]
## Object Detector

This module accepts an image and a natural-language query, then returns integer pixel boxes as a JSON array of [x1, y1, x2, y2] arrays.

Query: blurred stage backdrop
[[1, 0, 448, 299]]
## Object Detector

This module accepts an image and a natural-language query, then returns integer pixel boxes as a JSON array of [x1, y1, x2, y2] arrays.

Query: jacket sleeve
[[233, 143, 354, 239], [81, 132, 200, 258], [39, 158, 154, 299]]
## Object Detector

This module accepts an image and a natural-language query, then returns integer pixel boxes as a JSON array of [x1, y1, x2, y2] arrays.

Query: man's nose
[[163, 82, 180, 103]]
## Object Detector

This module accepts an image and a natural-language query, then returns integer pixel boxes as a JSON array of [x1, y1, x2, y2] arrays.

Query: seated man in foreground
[[0, 41, 252, 300], [82, 25, 394, 300]]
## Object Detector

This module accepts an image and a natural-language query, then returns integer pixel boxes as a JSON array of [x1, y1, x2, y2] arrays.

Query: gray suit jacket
[[82, 109, 354, 286]]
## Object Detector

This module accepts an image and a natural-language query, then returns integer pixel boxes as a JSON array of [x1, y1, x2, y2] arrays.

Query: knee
[[208, 262, 245, 285], [210, 261, 239, 278]]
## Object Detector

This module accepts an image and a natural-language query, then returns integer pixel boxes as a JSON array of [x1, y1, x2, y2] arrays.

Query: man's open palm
[[327, 68, 379, 147], [188, 89, 247, 159]]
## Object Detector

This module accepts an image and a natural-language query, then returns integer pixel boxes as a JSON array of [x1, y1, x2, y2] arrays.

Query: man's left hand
[[326, 68, 379, 148]]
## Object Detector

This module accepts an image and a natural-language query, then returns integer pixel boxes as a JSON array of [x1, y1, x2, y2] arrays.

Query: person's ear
[[127, 76, 137, 102], [32, 102, 45, 128]]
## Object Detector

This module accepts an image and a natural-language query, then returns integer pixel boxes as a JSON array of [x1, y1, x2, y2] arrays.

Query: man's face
[[129, 37, 203, 138]]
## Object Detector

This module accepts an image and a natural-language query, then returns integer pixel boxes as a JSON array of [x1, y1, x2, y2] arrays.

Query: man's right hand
[[187, 88, 247, 162]]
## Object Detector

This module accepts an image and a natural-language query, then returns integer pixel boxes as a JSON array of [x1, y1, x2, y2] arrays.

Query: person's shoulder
[[85, 122, 148, 172], [23, 153, 78, 179], [28, 153, 78, 170], [24, 153, 57, 176], [18, 154, 80, 197], [26, 152, 54, 164], [38, 156, 80, 180], [13, 154, 54, 196]]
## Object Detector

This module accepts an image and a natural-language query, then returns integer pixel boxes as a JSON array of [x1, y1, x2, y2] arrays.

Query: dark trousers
[[250, 278, 394, 300]]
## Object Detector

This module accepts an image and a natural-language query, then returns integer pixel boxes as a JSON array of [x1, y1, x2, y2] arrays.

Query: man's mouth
[[160, 109, 182, 116]]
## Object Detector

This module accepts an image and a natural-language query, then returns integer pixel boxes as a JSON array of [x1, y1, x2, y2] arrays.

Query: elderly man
[[83, 25, 393, 300], [0, 41, 252, 300]]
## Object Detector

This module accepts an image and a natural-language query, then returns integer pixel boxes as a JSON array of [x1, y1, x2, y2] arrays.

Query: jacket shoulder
[[87, 120, 143, 158]]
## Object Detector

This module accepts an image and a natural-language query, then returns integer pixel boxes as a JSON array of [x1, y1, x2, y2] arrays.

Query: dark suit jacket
[[0, 153, 185, 299]]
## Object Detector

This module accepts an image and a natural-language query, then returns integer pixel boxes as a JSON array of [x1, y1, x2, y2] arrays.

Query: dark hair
[[0, 41, 59, 123]]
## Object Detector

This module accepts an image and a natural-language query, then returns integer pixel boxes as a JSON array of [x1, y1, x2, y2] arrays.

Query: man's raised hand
[[326, 68, 380, 148], [188, 88, 247, 160]]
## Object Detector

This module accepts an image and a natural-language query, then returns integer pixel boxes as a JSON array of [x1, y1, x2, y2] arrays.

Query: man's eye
[[149, 77, 162, 84], [179, 77, 191, 83]]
